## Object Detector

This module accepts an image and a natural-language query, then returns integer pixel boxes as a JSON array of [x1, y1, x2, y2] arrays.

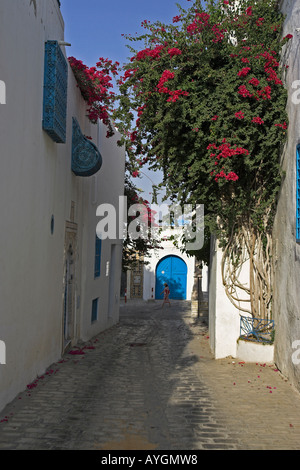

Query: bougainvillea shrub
[[113, 0, 291, 317]]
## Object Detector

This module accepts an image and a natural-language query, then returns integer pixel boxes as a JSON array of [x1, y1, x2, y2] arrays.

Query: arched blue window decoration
[[42, 40, 68, 143], [297, 145, 300, 243], [71, 118, 102, 177]]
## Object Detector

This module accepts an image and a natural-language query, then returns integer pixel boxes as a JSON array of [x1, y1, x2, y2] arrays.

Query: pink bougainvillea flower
[[172, 15, 182, 23], [238, 67, 251, 77], [252, 116, 264, 125], [274, 122, 287, 130], [235, 111, 245, 119], [168, 48, 182, 58], [68, 349, 86, 355], [238, 85, 252, 98], [256, 18, 265, 26], [249, 77, 260, 87]]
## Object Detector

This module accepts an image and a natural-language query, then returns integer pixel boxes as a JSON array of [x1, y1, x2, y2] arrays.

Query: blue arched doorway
[[155, 255, 187, 300]]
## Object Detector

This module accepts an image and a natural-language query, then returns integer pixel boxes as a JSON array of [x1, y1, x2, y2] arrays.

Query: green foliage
[[114, 0, 290, 257]]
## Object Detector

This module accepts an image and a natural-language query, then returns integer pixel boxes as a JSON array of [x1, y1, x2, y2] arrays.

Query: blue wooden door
[[155, 255, 187, 300]]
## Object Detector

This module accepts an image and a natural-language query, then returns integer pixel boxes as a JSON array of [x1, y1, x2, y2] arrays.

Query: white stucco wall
[[80, 122, 125, 341], [209, 236, 241, 359], [0, 0, 125, 411], [272, 0, 300, 390]]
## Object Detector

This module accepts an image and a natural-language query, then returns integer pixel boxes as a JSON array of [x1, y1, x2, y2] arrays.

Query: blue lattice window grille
[[71, 118, 102, 176], [94, 235, 102, 278], [297, 145, 300, 243], [42, 40, 68, 143], [91, 298, 99, 323]]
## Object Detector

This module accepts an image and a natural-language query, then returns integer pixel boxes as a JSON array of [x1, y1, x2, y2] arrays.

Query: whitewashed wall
[[0, 0, 125, 411], [80, 122, 125, 342], [208, 237, 241, 359]]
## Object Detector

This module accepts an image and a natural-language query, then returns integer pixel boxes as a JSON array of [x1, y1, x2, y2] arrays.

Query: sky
[[60, 0, 190, 203], [60, 0, 186, 68]]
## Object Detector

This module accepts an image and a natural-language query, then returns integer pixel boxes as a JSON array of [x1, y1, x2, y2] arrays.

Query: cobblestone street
[[1, 300, 300, 451]]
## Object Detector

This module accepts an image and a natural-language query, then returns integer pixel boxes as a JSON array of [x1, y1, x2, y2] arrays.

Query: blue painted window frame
[[42, 40, 68, 143], [297, 145, 300, 243], [91, 298, 99, 323], [94, 236, 102, 278]]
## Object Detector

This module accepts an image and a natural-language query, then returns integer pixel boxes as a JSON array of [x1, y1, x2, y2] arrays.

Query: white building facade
[[143, 234, 196, 302], [126, 228, 208, 303], [0, 0, 125, 411]]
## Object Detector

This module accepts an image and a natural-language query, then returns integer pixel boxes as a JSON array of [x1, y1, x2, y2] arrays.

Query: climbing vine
[[113, 0, 291, 318]]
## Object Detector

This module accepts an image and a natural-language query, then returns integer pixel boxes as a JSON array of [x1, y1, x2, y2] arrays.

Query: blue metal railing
[[240, 315, 275, 343]]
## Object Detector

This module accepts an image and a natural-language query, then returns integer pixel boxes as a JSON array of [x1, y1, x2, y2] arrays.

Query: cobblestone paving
[[0, 300, 300, 450]]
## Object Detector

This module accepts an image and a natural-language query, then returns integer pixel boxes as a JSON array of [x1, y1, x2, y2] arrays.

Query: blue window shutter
[[94, 236, 102, 278], [42, 41, 68, 143], [91, 298, 98, 323], [297, 146, 300, 243]]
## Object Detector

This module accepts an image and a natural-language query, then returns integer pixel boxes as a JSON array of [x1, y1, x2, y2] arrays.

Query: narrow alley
[[0, 301, 300, 451]]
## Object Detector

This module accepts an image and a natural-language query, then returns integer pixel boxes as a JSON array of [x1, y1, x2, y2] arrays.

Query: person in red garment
[[161, 283, 171, 308]]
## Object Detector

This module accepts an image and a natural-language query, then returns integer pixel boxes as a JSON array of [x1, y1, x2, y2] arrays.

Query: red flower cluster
[[123, 68, 137, 81], [274, 122, 287, 130], [157, 70, 175, 93], [238, 67, 251, 77], [68, 56, 119, 127], [235, 111, 245, 120], [211, 24, 226, 43], [130, 131, 138, 142], [187, 12, 210, 34], [214, 170, 239, 182], [238, 85, 252, 98], [252, 116, 264, 125], [157, 70, 188, 102], [167, 89, 189, 102], [208, 140, 249, 176], [248, 77, 260, 87], [168, 48, 182, 58], [133, 45, 165, 61], [258, 85, 272, 100], [172, 15, 182, 23], [256, 17, 265, 27]]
